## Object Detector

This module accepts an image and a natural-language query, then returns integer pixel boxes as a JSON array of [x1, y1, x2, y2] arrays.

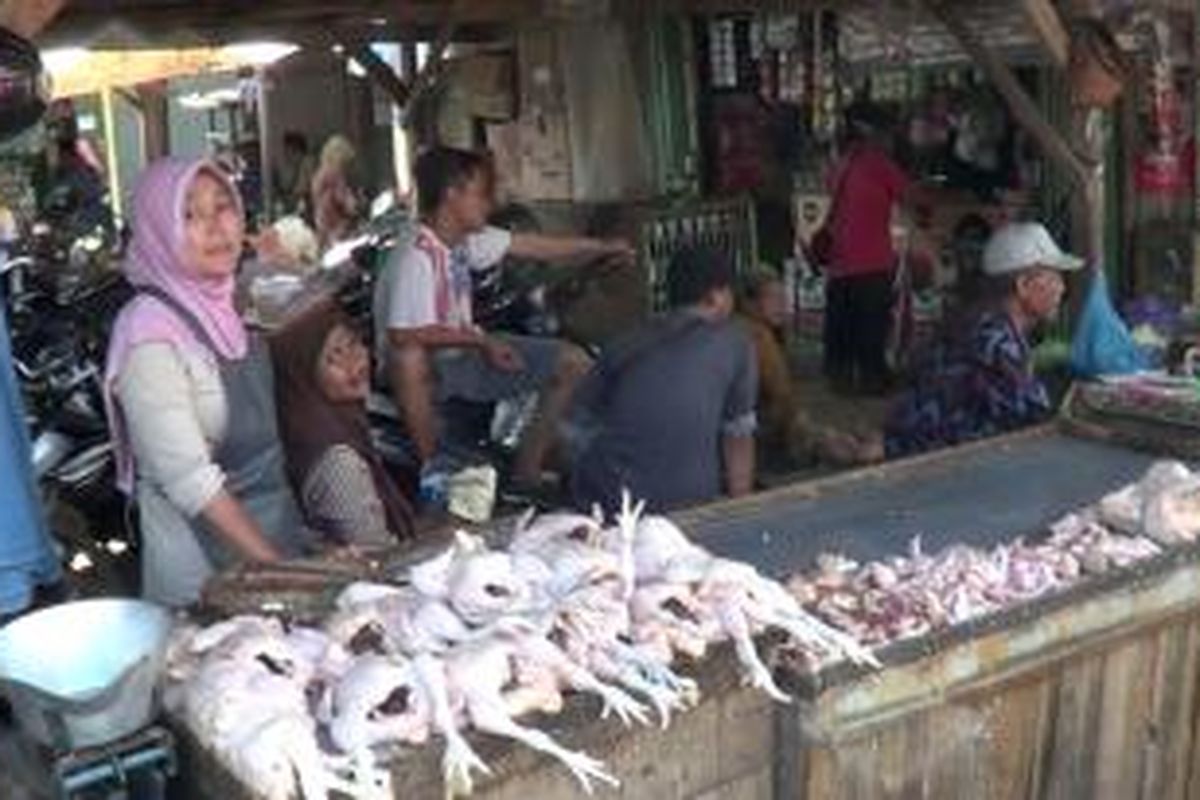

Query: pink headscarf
[[104, 157, 247, 493]]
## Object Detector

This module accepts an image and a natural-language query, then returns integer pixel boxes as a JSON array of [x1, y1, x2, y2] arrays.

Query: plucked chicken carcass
[[625, 513, 878, 700], [323, 652, 431, 789], [443, 634, 620, 794], [324, 537, 544, 795], [1097, 460, 1200, 544], [164, 616, 384, 799], [512, 496, 699, 726], [322, 529, 646, 796]]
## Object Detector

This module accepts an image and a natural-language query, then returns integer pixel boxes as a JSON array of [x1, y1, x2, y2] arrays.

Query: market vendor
[[379, 146, 632, 489], [567, 245, 757, 513], [105, 158, 312, 607], [882, 222, 1081, 458], [271, 298, 415, 546], [739, 268, 872, 470]]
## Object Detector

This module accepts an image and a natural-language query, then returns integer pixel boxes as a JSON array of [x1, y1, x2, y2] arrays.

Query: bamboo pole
[[923, 0, 1090, 187], [99, 86, 122, 220], [922, 0, 1105, 265]]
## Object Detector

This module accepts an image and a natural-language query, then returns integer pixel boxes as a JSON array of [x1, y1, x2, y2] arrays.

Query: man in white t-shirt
[[381, 147, 632, 486]]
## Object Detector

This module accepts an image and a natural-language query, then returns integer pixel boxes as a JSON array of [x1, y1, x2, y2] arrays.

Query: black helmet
[[844, 100, 894, 137], [0, 27, 47, 143]]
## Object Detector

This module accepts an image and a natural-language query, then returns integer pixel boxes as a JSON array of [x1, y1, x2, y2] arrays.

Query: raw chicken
[[1143, 478, 1200, 544], [444, 635, 621, 794], [1098, 460, 1194, 538], [325, 653, 432, 789], [166, 620, 375, 799]]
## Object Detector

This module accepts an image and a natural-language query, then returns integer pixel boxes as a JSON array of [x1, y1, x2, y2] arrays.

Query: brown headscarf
[[270, 298, 414, 541]]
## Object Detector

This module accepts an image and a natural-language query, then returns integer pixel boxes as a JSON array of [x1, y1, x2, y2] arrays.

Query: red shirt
[[829, 145, 910, 277]]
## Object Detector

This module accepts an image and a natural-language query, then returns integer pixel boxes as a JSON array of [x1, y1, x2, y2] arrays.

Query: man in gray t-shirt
[[568, 247, 758, 513]]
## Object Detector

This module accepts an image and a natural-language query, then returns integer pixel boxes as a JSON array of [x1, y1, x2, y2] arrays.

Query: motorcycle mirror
[[370, 190, 396, 219], [0, 28, 47, 143], [321, 235, 369, 270]]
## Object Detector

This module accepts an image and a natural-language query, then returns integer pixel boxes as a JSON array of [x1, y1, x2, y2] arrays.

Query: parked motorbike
[[4, 243, 137, 596]]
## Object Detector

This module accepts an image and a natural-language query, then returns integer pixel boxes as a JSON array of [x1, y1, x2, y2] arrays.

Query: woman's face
[[316, 323, 370, 403], [446, 170, 494, 232], [1016, 267, 1066, 322], [183, 170, 244, 280], [753, 279, 789, 328]]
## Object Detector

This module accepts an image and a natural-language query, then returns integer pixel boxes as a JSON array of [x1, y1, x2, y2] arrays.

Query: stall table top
[[679, 426, 1158, 577]]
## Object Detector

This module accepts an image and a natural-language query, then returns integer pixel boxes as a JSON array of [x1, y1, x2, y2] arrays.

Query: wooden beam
[[923, 0, 1090, 187], [47, 0, 529, 46], [348, 41, 410, 106], [399, 16, 458, 125], [1021, 0, 1069, 67], [2, 0, 68, 40]]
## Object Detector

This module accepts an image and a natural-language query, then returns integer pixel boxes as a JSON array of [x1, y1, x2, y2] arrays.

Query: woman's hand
[[596, 238, 636, 263], [201, 490, 284, 563], [815, 428, 885, 466]]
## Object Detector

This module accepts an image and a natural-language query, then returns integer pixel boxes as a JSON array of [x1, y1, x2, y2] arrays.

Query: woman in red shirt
[[824, 103, 911, 395]]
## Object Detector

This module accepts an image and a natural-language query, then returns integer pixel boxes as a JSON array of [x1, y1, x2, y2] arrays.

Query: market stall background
[[7, 0, 1200, 798]]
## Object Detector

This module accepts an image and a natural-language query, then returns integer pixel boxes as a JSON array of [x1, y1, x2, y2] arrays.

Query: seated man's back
[[569, 247, 757, 514]]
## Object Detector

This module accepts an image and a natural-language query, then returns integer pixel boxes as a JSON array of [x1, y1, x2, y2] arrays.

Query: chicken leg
[[466, 695, 619, 794]]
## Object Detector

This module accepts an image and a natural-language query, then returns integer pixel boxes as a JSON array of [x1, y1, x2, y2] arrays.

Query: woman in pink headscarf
[[105, 157, 311, 607]]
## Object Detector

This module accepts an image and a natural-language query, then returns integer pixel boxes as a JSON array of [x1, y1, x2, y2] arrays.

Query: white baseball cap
[[981, 222, 1084, 276]]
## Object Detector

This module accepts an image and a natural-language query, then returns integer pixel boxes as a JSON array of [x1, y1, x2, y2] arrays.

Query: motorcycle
[[4, 244, 137, 596]]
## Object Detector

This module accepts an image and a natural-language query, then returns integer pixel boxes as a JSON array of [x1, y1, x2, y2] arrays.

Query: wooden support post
[[1022, 0, 1070, 68], [257, 69, 272, 220], [924, 0, 1089, 186], [349, 42, 411, 107], [923, 0, 1106, 265], [136, 81, 170, 163], [398, 18, 457, 126], [1194, 0, 1200, 305], [99, 86, 122, 220]]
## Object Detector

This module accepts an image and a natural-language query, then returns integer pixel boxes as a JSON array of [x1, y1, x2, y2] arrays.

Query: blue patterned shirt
[[884, 311, 1051, 458]]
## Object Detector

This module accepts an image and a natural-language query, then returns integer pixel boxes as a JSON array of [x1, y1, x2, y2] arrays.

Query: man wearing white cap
[[882, 222, 1082, 458]]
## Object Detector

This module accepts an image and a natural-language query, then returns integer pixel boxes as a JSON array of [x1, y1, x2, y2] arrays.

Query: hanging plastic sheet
[[1070, 269, 1148, 378]]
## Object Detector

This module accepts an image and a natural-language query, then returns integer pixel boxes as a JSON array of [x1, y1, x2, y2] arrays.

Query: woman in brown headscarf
[[271, 299, 414, 545]]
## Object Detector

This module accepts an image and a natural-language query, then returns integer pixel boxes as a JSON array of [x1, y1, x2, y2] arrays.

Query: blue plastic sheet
[[0, 303, 59, 616], [1070, 270, 1147, 378]]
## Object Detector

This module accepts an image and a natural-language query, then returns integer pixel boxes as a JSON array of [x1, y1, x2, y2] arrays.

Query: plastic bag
[[1070, 270, 1148, 377]]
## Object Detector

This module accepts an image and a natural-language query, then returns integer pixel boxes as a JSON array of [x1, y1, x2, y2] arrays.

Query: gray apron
[[136, 287, 309, 570]]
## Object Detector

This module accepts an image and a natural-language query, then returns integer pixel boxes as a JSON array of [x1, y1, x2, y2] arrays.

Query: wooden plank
[[1093, 637, 1154, 799], [1138, 621, 1200, 800], [872, 723, 909, 798], [1039, 657, 1104, 800], [1183, 620, 1200, 800], [977, 680, 1052, 800], [801, 746, 842, 800]]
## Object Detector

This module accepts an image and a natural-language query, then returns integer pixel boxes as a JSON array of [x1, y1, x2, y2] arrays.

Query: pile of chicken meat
[[787, 460, 1197, 654], [163, 495, 875, 799]]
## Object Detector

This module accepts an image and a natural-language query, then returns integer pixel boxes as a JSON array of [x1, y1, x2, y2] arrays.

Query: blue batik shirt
[[884, 311, 1051, 458]]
